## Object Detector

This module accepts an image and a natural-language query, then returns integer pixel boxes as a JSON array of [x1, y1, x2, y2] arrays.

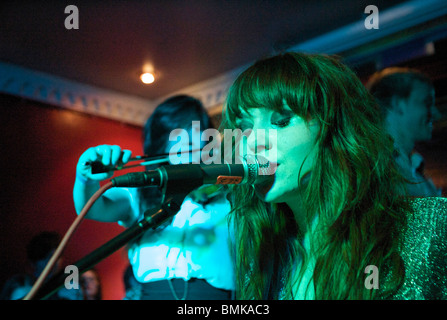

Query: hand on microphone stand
[[76, 144, 133, 182], [72, 95, 235, 300]]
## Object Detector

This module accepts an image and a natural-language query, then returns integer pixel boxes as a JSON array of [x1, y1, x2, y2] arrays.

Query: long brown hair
[[221, 52, 409, 299]]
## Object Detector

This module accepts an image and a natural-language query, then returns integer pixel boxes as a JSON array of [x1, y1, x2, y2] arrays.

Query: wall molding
[[0, 62, 156, 126]]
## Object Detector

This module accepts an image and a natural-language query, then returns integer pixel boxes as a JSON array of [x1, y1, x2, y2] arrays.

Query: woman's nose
[[247, 128, 273, 154]]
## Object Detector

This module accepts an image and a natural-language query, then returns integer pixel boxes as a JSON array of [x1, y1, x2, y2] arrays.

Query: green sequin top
[[250, 197, 447, 299], [389, 197, 447, 299]]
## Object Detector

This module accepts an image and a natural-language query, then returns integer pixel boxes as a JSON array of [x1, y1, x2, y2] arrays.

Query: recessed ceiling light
[[140, 72, 155, 84]]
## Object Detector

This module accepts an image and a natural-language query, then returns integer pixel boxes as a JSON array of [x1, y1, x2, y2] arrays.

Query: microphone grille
[[243, 154, 258, 184], [243, 154, 276, 184]]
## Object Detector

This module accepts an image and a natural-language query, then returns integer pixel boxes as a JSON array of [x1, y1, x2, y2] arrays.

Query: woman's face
[[80, 270, 100, 299], [236, 103, 319, 204]]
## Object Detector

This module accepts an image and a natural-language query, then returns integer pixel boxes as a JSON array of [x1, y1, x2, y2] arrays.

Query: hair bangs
[[225, 54, 311, 128]]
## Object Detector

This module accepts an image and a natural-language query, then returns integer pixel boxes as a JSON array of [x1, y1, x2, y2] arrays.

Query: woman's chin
[[254, 186, 283, 203], [255, 190, 284, 204], [255, 184, 300, 205]]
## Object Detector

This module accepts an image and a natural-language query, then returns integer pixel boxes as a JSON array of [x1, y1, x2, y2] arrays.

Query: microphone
[[111, 155, 275, 192]]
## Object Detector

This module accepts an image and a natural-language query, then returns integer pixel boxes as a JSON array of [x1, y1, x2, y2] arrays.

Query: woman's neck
[[286, 197, 313, 236], [287, 199, 319, 300]]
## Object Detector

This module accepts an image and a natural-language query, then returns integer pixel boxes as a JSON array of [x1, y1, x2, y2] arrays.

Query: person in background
[[80, 269, 102, 300], [0, 231, 79, 300], [220, 52, 447, 299], [366, 67, 442, 197], [73, 95, 234, 300]]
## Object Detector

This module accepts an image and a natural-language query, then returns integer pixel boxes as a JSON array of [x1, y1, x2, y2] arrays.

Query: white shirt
[[121, 188, 235, 291]]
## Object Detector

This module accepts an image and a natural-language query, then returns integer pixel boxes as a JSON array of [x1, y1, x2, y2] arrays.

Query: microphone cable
[[23, 181, 114, 300], [23, 154, 171, 299]]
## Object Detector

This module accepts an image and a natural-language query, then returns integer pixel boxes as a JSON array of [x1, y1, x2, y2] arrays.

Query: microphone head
[[242, 154, 277, 184], [243, 154, 276, 199]]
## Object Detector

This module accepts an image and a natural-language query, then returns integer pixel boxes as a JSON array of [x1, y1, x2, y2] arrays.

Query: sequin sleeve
[[393, 197, 447, 299]]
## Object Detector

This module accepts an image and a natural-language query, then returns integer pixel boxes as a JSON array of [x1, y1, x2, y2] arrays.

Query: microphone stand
[[31, 195, 183, 300]]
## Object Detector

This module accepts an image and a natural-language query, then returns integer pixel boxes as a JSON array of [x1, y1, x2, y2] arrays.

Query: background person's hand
[[76, 144, 132, 182]]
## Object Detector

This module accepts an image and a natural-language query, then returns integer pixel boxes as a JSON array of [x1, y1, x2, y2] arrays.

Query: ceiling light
[[140, 72, 155, 84]]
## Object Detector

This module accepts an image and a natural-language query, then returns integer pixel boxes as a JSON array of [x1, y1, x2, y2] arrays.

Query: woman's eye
[[271, 116, 292, 128], [271, 110, 294, 128]]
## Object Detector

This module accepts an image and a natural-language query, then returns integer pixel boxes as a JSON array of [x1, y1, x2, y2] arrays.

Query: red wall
[[0, 94, 145, 300]]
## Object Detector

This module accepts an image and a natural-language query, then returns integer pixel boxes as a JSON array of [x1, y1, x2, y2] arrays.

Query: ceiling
[[1, 0, 410, 102]]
